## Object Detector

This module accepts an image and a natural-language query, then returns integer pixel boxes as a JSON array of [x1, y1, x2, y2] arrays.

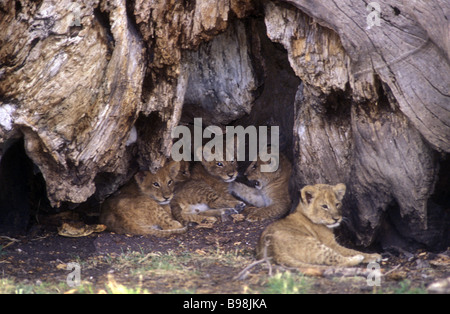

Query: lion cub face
[[135, 161, 180, 204], [196, 146, 238, 182], [300, 183, 346, 229], [244, 158, 279, 190], [201, 159, 238, 182]]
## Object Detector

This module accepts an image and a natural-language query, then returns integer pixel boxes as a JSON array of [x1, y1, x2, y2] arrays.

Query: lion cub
[[172, 146, 245, 225], [175, 160, 191, 183], [229, 152, 292, 221], [100, 160, 186, 236], [257, 183, 381, 267]]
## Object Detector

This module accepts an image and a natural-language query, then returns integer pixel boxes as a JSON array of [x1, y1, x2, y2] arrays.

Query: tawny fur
[[257, 183, 381, 267], [175, 160, 191, 183], [230, 153, 292, 221], [172, 146, 245, 225], [100, 160, 186, 236]]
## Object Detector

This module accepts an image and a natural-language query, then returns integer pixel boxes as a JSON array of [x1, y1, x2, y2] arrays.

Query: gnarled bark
[[267, 0, 448, 248], [282, 0, 450, 153], [0, 0, 448, 249]]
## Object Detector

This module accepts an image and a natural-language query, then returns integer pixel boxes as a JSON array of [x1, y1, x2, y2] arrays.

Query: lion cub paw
[[234, 201, 246, 212], [363, 253, 382, 263], [346, 254, 365, 266]]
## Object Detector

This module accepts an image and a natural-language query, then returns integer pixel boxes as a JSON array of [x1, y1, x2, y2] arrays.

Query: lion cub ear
[[301, 185, 316, 204], [135, 171, 147, 185], [167, 160, 181, 178], [333, 183, 346, 201]]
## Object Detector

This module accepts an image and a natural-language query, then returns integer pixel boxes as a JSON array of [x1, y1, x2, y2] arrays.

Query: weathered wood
[[1, 0, 146, 205], [182, 20, 258, 125], [0, 0, 256, 204], [293, 83, 353, 185], [350, 97, 439, 245], [266, 0, 448, 247], [0, 0, 448, 248], [281, 0, 450, 152]]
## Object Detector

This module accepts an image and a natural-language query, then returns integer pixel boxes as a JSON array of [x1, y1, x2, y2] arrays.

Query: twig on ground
[[0, 236, 19, 242], [234, 237, 273, 280], [233, 258, 270, 281], [382, 264, 401, 277], [0, 236, 20, 250]]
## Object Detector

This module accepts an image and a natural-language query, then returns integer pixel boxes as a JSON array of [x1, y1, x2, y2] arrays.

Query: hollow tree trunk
[[0, 0, 448, 249], [264, 0, 449, 248]]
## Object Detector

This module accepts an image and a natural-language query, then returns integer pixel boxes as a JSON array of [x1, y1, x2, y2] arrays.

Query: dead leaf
[[195, 249, 207, 255], [58, 222, 107, 237], [429, 254, 450, 267], [56, 263, 68, 270], [386, 270, 407, 281], [231, 214, 245, 222]]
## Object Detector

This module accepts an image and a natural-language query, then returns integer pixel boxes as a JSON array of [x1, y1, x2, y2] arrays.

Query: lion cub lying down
[[172, 146, 245, 225], [230, 152, 292, 221], [257, 183, 381, 267], [100, 160, 186, 236]]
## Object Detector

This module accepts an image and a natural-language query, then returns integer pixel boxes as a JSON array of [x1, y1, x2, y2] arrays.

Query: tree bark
[[266, 0, 449, 248], [282, 0, 450, 152], [0, 0, 448, 248]]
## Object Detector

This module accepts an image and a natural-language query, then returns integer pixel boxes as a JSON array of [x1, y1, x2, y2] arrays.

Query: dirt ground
[[0, 215, 449, 294]]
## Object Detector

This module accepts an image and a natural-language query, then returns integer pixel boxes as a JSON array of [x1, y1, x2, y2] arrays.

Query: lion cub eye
[[153, 182, 160, 188], [252, 164, 257, 170], [336, 202, 341, 208], [321, 204, 329, 210], [167, 180, 173, 186], [216, 162, 223, 167]]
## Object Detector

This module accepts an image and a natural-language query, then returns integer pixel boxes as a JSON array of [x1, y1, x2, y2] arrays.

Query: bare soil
[[0, 215, 449, 294]]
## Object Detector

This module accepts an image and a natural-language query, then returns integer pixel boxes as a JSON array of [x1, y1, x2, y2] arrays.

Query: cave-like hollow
[[0, 3, 448, 253]]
